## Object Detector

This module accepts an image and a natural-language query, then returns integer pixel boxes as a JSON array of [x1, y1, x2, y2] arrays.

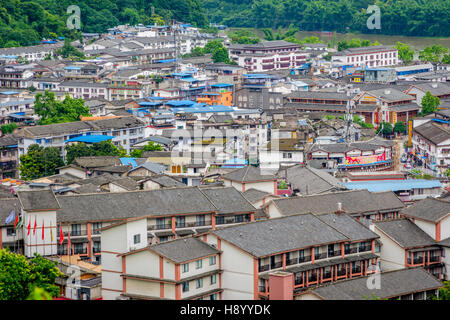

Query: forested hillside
[[0, 0, 208, 47], [202, 0, 450, 37]]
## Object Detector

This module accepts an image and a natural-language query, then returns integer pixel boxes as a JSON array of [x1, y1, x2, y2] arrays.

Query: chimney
[[268, 271, 294, 300], [336, 202, 344, 215]]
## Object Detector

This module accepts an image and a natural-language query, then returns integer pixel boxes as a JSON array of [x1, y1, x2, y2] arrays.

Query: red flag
[[14, 214, 19, 228], [59, 223, 64, 245], [33, 218, 37, 235], [67, 231, 71, 255], [42, 220, 45, 240], [27, 219, 31, 236]]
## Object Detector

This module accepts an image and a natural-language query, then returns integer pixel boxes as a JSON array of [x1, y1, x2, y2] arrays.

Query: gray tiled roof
[[272, 190, 395, 216], [374, 219, 436, 248], [278, 165, 345, 194], [73, 157, 122, 169], [146, 175, 185, 188], [129, 162, 167, 174], [367, 88, 414, 102], [414, 121, 450, 145], [317, 213, 379, 242], [221, 166, 277, 183], [242, 188, 271, 203], [199, 187, 256, 215], [308, 267, 443, 300], [17, 189, 60, 211], [54, 187, 217, 223], [401, 197, 450, 222], [0, 199, 21, 227], [149, 237, 219, 263], [212, 214, 349, 257]]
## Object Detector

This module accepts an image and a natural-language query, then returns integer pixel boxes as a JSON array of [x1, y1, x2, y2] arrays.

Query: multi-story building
[[204, 213, 379, 299], [101, 224, 222, 300], [17, 116, 146, 157], [331, 45, 399, 68], [411, 120, 450, 176], [373, 219, 445, 280], [0, 65, 34, 89], [0, 134, 19, 179]]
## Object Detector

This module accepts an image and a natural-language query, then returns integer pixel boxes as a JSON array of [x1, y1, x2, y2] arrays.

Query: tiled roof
[[149, 237, 219, 263], [17, 189, 60, 211], [401, 197, 450, 222], [374, 219, 436, 248]]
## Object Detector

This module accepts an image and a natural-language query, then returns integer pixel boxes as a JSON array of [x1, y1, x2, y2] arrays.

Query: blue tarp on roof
[[343, 179, 442, 192], [172, 104, 234, 113], [64, 66, 81, 70], [181, 77, 197, 82], [65, 135, 114, 143], [165, 100, 196, 107], [120, 157, 138, 168], [156, 59, 176, 63], [221, 158, 248, 169], [211, 83, 233, 88], [0, 91, 20, 95], [138, 101, 162, 107], [171, 73, 191, 77]]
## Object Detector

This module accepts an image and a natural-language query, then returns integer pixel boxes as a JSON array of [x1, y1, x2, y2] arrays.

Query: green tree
[[376, 122, 393, 137], [429, 281, 450, 300], [420, 91, 440, 116], [419, 45, 449, 63], [0, 249, 62, 300], [212, 47, 230, 63], [18, 144, 64, 180], [56, 38, 85, 59], [395, 42, 414, 64], [34, 91, 91, 125], [1, 123, 17, 134], [393, 121, 406, 134], [65, 141, 126, 165]]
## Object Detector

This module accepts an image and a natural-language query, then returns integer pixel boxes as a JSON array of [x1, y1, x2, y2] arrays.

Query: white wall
[[374, 227, 405, 271], [413, 219, 436, 240]]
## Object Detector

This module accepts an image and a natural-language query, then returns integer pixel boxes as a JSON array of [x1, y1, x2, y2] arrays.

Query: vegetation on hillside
[[202, 0, 450, 37]]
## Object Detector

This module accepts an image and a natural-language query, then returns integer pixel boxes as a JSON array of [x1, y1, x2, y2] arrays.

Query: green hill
[[202, 0, 450, 37], [0, 0, 208, 47]]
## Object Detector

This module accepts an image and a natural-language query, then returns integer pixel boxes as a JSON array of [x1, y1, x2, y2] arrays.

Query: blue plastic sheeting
[[138, 101, 162, 107], [343, 179, 442, 192], [172, 105, 234, 113], [120, 157, 138, 168], [432, 118, 450, 124], [156, 59, 176, 63], [221, 158, 248, 168], [211, 83, 233, 88], [165, 100, 196, 107], [65, 135, 114, 143]]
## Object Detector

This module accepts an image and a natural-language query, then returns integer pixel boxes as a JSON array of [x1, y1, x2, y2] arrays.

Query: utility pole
[[172, 19, 178, 73]]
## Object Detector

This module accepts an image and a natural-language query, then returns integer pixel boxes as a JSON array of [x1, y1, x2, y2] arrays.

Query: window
[[210, 274, 217, 285], [196, 259, 203, 269], [328, 244, 334, 256], [176, 216, 185, 228], [344, 244, 350, 254], [283, 152, 292, 159], [182, 263, 189, 273], [156, 218, 166, 229], [7, 228, 15, 236], [92, 222, 102, 234], [71, 224, 81, 236], [196, 215, 205, 226], [133, 234, 140, 244], [196, 278, 203, 288], [182, 282, 189, 292], [210, 294, 217, 300], [93, 241, 101, 253], [216, 216, 224, 225], [209, 256, 216, 265], [314, 247, 320, 259]]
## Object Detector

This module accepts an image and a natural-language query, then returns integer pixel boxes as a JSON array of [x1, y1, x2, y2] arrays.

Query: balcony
[[93, 247, 101, 253], [315, 253, 328, 260], [259, 265, 270, 272], [258, 285, 266, 293], [57, 248, 68, 255], [328, 250, 341, 258], [346, 247, 358, 254], [271, 261, 282, 269], [413, 257, 424, 265], [155, 223, 172, 230], [294, 276, 303, 285], [337, 268, 347, 277], [73, 247, 87, 255], [298, 255, 312, 263], [63, 230, 88, 237], [429, 256, 440, 263], [323, 271, 332, 279], [308, 274, 317, 282], [286, 258, 298, 266], [351, 266, 362, 274]]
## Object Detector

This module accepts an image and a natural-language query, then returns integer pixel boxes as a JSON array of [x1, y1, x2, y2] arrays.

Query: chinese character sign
[[345, 153, 386, 165]]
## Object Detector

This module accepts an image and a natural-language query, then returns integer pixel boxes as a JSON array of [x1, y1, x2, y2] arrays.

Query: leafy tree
[[376, 122, 393, 137], [26, 287, 53, 300], [203, 39, 224, 54], [229, 29, 259, 44], [34, 91, 91, 125], [65, 141, 126, 165], [1, 123, 17, 134], [212, 47, 230, 63], [18, 144, 64, 180], [56, 39, 85, 59], [130, 149, 143, 158], [419, 45, 449, 63], [0, 249, 62, 300], [429, 281, 450, 300], [393, 121, 406, 134], [420, 91, 440, 116], [130, 141, 162, 157], [395, 42, 414, 64]]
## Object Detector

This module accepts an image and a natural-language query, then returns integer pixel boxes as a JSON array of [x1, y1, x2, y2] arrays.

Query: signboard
[[345, 153, 386, 165]]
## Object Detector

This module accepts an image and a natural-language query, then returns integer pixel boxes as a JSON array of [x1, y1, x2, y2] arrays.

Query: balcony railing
[[328, 250, 341, 258], [429, 256, 440, 263], [73, 247, 87, 255], [259, 265, 270, 272], [351, 267, 362, 274], [63, 230, 88, 237], [315, 253, 328, 260], [271, 261, 282, 269], [323, 271, 332, 279], [93, 247, 101, 253], [155, 223, 172, 230], [299, 255, 311, 263], [346, 247, 358, 254], [294, 276, 303, 285], [413, 257, 424, 264], [286, 258, 298, 266], [258, 286, 266, 293], [337, 269, 347, 276], [308, 274, 317, 282]]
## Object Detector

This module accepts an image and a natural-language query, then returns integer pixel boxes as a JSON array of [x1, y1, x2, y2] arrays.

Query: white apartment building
[[332, 46, 399, 68]]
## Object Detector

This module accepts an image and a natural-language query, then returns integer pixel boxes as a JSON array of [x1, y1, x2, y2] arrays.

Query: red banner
[[345, 153, 386, 165]]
